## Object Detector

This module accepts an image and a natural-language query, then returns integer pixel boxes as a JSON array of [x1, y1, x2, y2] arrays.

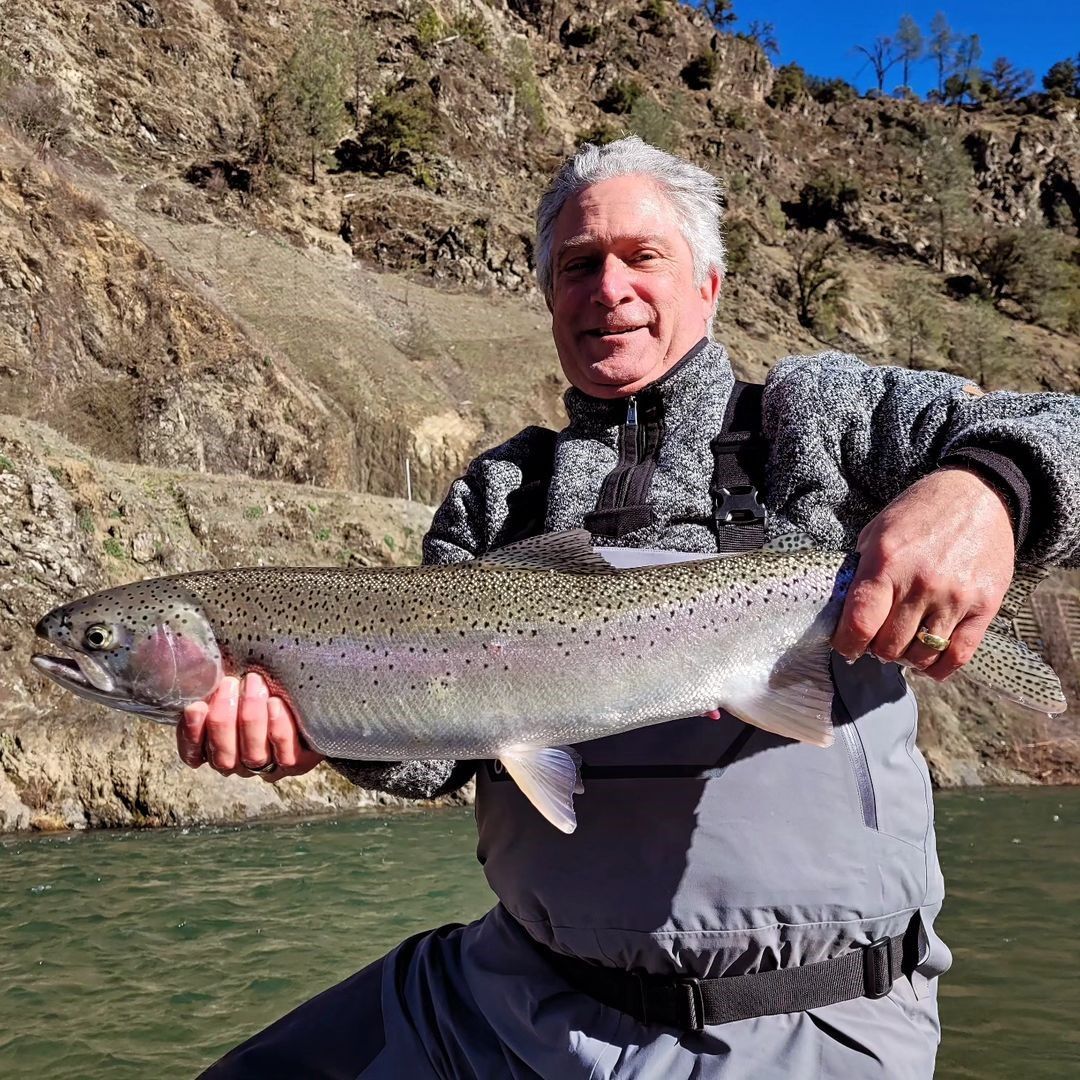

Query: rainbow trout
[[31, 531, 1065, 832]]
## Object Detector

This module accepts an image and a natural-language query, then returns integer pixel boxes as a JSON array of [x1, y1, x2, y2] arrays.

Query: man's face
[[548, 175, 721, 399]]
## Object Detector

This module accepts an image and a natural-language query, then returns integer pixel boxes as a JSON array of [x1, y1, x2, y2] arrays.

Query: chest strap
[[533, 920, 919, 1031]]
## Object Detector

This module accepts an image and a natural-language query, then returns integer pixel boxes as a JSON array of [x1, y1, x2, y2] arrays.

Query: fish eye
[[84, 625, 115, 650]]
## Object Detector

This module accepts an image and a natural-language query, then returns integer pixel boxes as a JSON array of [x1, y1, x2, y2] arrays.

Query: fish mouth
[[31, 647, 115, 694], [31, 649, 180, 722]]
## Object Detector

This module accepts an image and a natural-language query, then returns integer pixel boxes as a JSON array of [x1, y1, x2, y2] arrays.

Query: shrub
[[576, 120, 621, 146], [767, 63, 806, 109], [1, 78, 72, 150], [806, 75, 857, 105], [360, 89, 440, 174], [452, 13, 490, 53], [600, 78, 643, 115], [626, 94, 680, 153], [682, 51, 720, 91], [508, 37, 546, 133], [793, 169, 860, 230], [414, 5, 445, 50]]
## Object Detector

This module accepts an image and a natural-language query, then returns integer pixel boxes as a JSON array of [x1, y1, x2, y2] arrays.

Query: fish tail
[[966, 624, 1067, 715]]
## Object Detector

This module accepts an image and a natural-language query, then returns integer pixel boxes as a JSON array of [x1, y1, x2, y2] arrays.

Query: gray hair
[[534, 136, 726, 307]]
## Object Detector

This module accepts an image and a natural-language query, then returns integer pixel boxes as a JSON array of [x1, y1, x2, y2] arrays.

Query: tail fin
[[968, 566, 1065, 715], [966, 628, 1067, 715]]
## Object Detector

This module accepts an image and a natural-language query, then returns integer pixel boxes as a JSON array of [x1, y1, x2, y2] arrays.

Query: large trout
[[31, 530, 1065, 832]]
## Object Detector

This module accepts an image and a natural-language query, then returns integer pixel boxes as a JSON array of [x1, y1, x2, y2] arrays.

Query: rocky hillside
[[0, 0, 1078, 829]]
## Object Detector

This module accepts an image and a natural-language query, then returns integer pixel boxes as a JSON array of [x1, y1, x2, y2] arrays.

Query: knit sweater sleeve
[[762, 352, 1080, 567], [326, 426, 556, 798]]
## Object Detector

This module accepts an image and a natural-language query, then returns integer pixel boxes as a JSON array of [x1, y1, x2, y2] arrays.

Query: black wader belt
[[533, 926, 918, 1031]]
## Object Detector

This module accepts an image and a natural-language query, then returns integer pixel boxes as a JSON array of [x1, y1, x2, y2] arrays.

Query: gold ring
[[915, 626, 951, 652]]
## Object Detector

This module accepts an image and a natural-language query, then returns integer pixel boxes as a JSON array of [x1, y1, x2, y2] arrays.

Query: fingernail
[[242, 673, 267, 699], [224, 676, 240, 704], [843, 654, 858, 666]]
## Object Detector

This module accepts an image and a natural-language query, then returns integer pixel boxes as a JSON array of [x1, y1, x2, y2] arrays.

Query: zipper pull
[[625, 395, 638, 427]]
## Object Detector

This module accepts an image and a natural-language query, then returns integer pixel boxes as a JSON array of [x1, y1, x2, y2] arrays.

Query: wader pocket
[[835, 692, 878, 831]]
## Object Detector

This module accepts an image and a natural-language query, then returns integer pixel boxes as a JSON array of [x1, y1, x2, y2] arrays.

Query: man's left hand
[[832, 468, 1016, 680]]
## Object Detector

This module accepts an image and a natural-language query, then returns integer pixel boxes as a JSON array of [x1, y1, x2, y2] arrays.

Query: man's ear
[[700, 267, 722, 312]]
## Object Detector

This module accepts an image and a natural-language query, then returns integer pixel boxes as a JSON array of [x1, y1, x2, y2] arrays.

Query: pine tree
[[887, 268, 942, 368], [1043, 56, 1080, 97], [984, 57, 1033, 102], [918, 124, 973, 271], [896, 14, 923, 94], [275, 11, 347, 183], [928, 11, 953, 97]]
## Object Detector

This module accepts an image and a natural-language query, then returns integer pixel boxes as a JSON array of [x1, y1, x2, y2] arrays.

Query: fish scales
[[163, 550, 852, 759]]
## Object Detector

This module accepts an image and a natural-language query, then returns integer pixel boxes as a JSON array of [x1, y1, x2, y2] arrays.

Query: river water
[[0, 788, 1076, 1079]]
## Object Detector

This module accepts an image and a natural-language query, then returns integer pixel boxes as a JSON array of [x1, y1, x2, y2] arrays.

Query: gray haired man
[[195, 138, 1080, 1077]]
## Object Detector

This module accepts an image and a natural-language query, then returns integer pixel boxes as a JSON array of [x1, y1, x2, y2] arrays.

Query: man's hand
[[177, 673, 324, 781], [832, 468, 1016, 681]]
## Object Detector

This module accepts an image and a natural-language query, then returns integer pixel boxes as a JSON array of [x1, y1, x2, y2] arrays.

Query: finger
[[238, 672, 272, 770], [833, 573, 895, 661], [204, 675, 241, 773], [267, 695, 301, 768], [902, 617, 956, 672], [924, 612, 993, 682], [868, 599, 934, 664], [177, 702, 208, 768]]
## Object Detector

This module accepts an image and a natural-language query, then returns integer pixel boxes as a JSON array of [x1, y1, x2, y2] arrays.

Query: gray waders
[[200, 553, 950, 1080]]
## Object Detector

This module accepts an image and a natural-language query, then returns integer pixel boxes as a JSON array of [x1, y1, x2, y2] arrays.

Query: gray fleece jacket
[[331, 342, 1080, 796]]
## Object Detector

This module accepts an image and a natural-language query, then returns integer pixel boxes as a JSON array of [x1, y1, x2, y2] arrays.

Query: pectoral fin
[[723, 634, 835, 747], [498, 745, 583, 833]]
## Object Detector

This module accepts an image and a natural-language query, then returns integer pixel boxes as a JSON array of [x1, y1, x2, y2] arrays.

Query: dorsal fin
[[763, 532, 818, 553], [474, 530, 619, 575]]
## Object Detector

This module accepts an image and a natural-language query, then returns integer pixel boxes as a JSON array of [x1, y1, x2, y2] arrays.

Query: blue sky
[[727, 2, 1079, 97]]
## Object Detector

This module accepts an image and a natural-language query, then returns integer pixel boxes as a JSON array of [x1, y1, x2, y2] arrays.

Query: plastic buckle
[[714, 485, 766, 526], [863, 938, 894, 999], [676, 978, 706, 1032]]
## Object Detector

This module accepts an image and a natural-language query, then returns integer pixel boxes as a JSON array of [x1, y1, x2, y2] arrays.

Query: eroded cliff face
[[0, 414, 464, 831], [0, 0, 1078, 829]]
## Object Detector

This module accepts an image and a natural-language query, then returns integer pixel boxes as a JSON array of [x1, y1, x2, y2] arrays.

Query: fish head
[[31, 580, 223, 723]]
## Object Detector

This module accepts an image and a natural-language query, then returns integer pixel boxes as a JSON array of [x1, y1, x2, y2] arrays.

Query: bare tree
[[855, 36, 900, 94], [746, 20, 779, 61], [703, 0, 737, 30], [887, 268, 942, 368]]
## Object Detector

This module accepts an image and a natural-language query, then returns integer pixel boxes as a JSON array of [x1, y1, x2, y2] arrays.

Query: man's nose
[[591, 254, 633, 307]]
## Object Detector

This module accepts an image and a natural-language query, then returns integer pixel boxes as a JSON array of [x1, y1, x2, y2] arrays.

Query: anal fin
[[498, 745, 583, 833]]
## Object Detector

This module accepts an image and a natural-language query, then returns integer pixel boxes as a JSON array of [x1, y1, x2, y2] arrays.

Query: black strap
[[498, 427, 559, 546], [710, 380, 767, 552], [535, 923, 918, 1031]]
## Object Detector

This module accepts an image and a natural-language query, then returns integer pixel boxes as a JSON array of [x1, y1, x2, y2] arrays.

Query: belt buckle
[[676, 977, 706, 1032], [863, 938, 894, 999]]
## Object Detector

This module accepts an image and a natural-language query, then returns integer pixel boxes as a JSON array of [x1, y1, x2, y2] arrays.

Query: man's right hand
[[177, 672, 325, 781]]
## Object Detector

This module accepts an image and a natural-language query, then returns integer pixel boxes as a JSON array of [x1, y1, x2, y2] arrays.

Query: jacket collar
[[563, 338, 734, 432]]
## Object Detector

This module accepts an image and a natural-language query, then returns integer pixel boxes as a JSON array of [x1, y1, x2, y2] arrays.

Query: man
[[191, 138, 1080, 1077]]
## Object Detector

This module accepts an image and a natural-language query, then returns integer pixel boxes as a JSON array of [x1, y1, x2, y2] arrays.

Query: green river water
[[0, 788, 1077, 1079]]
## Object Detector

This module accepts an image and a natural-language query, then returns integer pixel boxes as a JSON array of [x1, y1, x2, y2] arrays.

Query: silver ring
[[244, 757, 278, 775]]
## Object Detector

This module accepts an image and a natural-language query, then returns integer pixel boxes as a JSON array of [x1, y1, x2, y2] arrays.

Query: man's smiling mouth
[[588, 327, 644, 337]]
